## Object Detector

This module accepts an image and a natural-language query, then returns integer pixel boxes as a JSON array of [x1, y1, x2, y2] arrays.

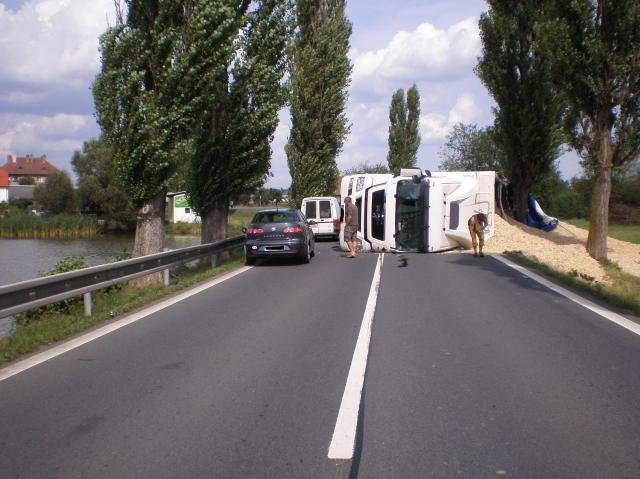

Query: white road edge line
[[494, 254, 640, 337], [328, 253, 384, 460], [0, 266, 253, 382]]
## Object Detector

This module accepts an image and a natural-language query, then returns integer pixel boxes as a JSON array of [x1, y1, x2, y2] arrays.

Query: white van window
[[319, 200, 332, 219], [305, 201, 317, 219]]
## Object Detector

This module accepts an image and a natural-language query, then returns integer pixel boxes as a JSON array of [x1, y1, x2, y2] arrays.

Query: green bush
[[612, 170, 640, 207], [18, 176, 36, 185], [13, 256, 87, 326], [548, 187, 590, 219]]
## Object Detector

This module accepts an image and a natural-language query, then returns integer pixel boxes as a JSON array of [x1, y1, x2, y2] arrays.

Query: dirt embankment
[[482, 214, 640, 284]]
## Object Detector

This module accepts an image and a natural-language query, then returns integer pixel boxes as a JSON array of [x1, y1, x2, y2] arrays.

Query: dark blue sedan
[[243, 209, 316, 265]]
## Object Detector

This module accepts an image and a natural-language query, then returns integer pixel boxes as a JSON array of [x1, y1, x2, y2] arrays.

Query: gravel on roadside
[[481, 214, 640, 284]]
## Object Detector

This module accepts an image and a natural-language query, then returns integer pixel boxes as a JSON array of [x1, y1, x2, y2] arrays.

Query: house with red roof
[[0, 168, 8, 203], [0, 154, 59, 185]]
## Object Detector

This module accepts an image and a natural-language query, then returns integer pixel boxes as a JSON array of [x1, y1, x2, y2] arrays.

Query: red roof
[[0, 155, 58, 176]]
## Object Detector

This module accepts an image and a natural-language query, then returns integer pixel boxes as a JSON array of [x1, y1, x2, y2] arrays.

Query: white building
[[167, 192, 200, 223]]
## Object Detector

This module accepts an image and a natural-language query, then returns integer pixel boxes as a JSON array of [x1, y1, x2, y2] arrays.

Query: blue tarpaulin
[[526, 195, 559, 232]]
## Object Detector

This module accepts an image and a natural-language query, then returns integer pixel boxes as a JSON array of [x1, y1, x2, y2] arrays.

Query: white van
[[301, 196, 341, 240]]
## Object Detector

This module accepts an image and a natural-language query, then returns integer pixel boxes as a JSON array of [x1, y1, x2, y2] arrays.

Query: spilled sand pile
[[481, 214, 640, 284]]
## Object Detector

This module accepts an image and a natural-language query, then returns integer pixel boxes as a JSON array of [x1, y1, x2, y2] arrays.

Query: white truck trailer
[[339, 169, 495, 253]]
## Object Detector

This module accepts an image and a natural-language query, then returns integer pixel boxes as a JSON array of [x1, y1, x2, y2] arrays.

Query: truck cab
[[339, 169, 495, 253]]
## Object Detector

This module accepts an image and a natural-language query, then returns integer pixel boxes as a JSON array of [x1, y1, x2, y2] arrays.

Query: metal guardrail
[[0, 235, 246, 318]]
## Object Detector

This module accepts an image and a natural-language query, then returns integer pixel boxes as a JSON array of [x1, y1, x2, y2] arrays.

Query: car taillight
[[283, 226, 303, 233], [333, 219, 340, 231], [246, 227, 264, 235]]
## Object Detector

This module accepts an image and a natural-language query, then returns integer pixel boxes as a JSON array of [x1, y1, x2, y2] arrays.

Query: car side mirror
[[307, 220, 317, 225], [241, 227, 247, 233]]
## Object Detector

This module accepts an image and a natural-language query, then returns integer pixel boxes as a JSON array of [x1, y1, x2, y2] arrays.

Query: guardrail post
[[83, 292, 93, 317], [163, 248, 171, 287], [211, 253, 218, 268]]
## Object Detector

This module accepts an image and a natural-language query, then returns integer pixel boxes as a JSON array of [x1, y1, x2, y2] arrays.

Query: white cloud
[[0, 90, 45, 105], [448, 92, 482, 125], [420, 112, 449, 141], [420, 92, 481, 142], [351, 18, 480, 96], [34, 113, 88, 134], [0, 113, 91, 163], [348, 102, 389, 144], [0, 0, 115, 87]]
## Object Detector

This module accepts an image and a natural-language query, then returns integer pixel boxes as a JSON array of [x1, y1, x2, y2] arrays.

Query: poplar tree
[[94, 1, 200, 285], [476, 0, 564, 224], [387, 84, 421, 172], [537, 0, 640, 260], [286, 0, 352, 206], [185, 0, 292, 244]]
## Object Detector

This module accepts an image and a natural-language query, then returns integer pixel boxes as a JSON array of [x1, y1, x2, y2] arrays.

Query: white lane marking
[[494, 255, 640, 337], [328, 253, 383, 460], [0, 266, 253, 382]]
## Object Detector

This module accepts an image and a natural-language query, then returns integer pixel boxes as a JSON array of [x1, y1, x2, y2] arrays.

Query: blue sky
[[0, 0, 581, 189]]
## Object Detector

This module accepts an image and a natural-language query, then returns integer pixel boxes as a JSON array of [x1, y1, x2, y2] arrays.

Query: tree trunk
[[586, 134, 613, 260], [201, 204, 230, 263], [130, 193, 166, 288]]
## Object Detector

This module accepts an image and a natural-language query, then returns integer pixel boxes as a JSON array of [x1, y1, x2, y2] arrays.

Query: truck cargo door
[[365, 184, 389, 252]]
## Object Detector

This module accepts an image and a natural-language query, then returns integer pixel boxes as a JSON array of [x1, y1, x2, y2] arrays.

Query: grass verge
[[503, 250, 640, 316], [228, 209, 255, 235], [0, 249, 245, 365], [164, 209, 255, 237], [564, 219, 640, 244]]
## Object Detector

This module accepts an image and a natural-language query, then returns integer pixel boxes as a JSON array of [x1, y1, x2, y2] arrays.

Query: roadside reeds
[[0, 214, 98, 239]]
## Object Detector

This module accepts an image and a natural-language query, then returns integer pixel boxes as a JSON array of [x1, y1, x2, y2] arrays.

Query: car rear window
[[252, 212, 298, 223]]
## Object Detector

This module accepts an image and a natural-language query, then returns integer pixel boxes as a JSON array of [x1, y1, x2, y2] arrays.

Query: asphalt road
[[1, 242, 639, 478]]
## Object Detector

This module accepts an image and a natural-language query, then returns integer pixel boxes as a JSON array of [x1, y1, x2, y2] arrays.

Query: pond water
[[0, 235, 201, 286], [0, 235, 202, 338]]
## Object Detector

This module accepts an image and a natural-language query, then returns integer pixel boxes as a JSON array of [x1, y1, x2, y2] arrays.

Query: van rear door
[[317, 199, 333, 234], [303, 199, 319, 236], [303, 198, 339, 238]]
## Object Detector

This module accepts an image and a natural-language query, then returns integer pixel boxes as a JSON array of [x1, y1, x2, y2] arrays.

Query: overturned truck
[[339, 169, 495, 253]]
